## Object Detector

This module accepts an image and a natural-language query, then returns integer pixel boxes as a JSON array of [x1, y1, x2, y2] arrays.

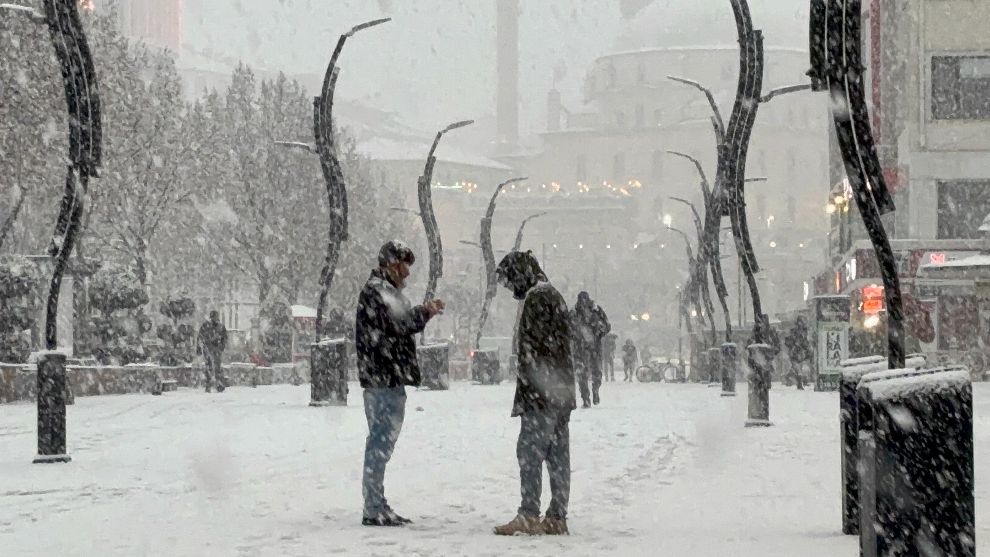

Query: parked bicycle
[[635, 357, 685, 383]]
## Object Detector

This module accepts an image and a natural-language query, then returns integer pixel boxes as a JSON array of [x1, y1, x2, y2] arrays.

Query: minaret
[[495, 0, 519, 153]]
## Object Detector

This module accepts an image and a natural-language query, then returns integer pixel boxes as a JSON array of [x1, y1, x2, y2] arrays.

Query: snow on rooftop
[[356, 137, 511, 170], [921, 254, 990, 270], [866, 368, 971, 402], [290, 304, 317, 319]]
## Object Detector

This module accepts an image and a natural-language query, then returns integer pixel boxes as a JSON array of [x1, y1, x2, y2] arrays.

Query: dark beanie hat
[[378, 240, 415, 267]]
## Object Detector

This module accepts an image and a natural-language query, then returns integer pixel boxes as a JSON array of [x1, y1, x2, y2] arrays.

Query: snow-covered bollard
[[34, 351, 71, 463], [310, 339, 348, 407], [417, 342, 450, 390], [471, 348, 500, 385], [720, 343, 737, 397], [745, 344, 773, 427], [706, 347, 721, 387], [856, 367, 974, 556], [839, 356, 927, 534]]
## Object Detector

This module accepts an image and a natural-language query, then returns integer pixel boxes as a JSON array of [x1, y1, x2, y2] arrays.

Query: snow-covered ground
[[1, 381, 987, 556]]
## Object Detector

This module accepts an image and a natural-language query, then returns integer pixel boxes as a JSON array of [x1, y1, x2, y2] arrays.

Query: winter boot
[[384, 506, 412, 524], [362, 513, 404, 527], [493, 514, 543, 536], [541, 516, 569, 535]]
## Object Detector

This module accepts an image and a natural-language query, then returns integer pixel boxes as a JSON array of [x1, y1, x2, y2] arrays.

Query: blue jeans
[[362, 387, 406, 517], [518, 408, 571, 519]]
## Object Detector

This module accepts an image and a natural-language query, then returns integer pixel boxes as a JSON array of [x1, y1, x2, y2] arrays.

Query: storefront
[[917, 254, 990, 375]]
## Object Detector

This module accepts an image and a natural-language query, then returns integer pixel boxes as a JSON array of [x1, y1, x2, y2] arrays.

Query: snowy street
[[1, 382, 987, 556]]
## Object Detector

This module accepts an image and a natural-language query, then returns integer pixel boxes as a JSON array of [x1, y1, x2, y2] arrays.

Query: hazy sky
[[182, 0, 628, 133], [181, 0, 808, 133]]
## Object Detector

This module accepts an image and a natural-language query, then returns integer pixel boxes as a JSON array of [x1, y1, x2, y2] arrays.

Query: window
[[635, 104, 645, 128], [932, 56, 990, 120], [651, 150, 664, 180], [613, 153, 626, 182], [576, 155, 588, 182], [606, 62, 617, 89], [936, 180, 990, 238]]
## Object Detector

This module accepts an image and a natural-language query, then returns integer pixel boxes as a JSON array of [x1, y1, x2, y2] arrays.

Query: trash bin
[[471, 349, 500, 385], [417, 343, 450, 391], [310, 339, 348, 406], [857, 367, 974, 556], [839, 356, 926, 534]]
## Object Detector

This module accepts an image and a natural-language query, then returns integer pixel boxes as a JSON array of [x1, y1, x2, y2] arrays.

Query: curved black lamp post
[[667, 226, 712, 345], [277, 18, 389, 406], [3, 0, 105, 463], [669, 198, 718, 347], [417, 120, 474, 308], [476, 177, 526, 350], [513, 211, 548, 252], [668, 57, 810, 346], [809, 0, 902, 368], [668, 152, 732, 341], [278, 17, 389, 336]]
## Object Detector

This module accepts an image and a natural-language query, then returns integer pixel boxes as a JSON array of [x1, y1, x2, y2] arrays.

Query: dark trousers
[[204, 349, 224, 391], [517, 408, 571, 519], [362, 387, 406, 517], [785, 360, 806, 390], [577, 369, 590, 405]]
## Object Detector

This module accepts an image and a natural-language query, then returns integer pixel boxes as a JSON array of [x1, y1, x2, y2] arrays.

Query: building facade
[[815, 0, 990, 368]]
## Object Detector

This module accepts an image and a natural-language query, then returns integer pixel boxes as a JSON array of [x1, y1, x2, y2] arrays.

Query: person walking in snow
[[783, 316, 812, 390], [493, 251, 574, 536], [198, 310, 228, 393], [602, 332, 617, 381], [355, 241, 445, 527], [621, 338, 638, 382], [571, 292, 610, 407]]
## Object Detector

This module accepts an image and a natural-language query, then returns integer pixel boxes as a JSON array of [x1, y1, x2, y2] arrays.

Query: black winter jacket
[[355, 269, 431, 389], [512, 282, 575, 416]]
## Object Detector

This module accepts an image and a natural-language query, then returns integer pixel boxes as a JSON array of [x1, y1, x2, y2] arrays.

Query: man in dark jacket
[[492, 251, 574, 537], [198, 310, 228, 393], [602, 333, 617, 381], [783, 316, 811, 390], [355, 241, 444, 527], [571, 292, 611, 406], [621, 338, 638, 382]]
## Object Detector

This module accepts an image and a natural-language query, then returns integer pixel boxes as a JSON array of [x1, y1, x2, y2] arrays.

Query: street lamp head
[[442, 120, 475, 134], [346, 17, 391, 37]]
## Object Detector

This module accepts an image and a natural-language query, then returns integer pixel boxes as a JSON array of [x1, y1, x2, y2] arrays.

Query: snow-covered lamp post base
[[706, 347, 721, 387], [417, 343, 450, 390], [720, 343, 737, 397], [471, 349, 500, 385], [309, 339, 348, 407], [744, 344, 773, 427], [34, 352, 71, 463]]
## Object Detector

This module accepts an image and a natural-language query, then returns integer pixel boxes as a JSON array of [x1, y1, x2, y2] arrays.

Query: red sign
[[929, 252, 947, 265], [862, 285, 884, 315]]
